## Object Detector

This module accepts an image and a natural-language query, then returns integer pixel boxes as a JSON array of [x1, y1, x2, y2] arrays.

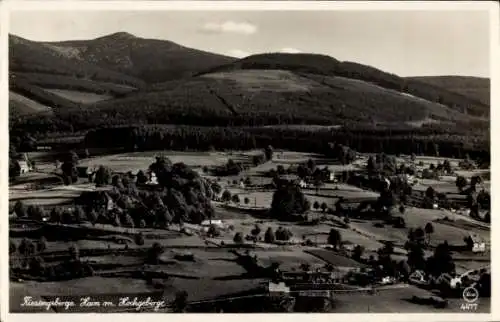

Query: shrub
[[233, 232, 244, 243], [264, 227, 276, 243]]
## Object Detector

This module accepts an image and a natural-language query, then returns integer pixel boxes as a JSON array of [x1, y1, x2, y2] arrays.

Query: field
[[44, 89, 113, 104], [79, 151, 249, 174], [9, 149, 490, 313]]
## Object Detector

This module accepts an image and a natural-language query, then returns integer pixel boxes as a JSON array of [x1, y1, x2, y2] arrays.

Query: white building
[[409, 270, 427, 285], [18, 161, 31, 174], [201, 219, 224, 228]]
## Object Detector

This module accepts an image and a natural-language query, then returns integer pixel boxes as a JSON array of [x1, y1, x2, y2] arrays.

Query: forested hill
[[407, 75, 490, 106], [9, 33, 490, 158], [42, 32, 236, 83], [199, 53, 489, 118]]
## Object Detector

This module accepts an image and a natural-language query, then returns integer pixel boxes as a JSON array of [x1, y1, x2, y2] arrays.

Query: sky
[[9, 10, 491, 77]]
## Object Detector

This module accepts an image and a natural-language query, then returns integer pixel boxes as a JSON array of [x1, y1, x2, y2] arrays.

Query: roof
[[201, 219, 223, 226], [268, 282, 290, 293], [410, 270, 425, 278], [279, 174, 300, 181]]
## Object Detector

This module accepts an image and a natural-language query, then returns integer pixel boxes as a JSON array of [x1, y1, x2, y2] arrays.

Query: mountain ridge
[[9, 32, 490, 138]]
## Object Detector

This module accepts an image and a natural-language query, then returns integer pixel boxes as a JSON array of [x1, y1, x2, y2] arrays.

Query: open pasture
[[154, 250, 249, 278], [412, 179, 458, 194], [81, 151, 249, 174], [252, 249, 328, 270], [303, 187, 379, 200], [349, 207, 488, 249], [11, 276, 156, 297], [410, 156, 461, 168], [333, 284, 490, 313], [305, 249, 367, 268], [162, 277, 267, 304]]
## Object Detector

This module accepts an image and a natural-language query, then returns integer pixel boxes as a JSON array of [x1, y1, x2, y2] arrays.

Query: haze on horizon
[[9, 10, 491, 78]]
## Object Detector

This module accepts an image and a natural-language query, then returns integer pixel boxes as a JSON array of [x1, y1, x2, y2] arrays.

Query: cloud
[[227, 49, 252, 58], [200, 21, 257, 35], [279, 47, 302, 54]]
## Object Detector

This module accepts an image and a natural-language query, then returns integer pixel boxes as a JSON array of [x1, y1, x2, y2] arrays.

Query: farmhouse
[[17, 153, 33, 174], [268, 282, 290, 296], [18, 161, 31, 174], [77, 166, 97, 178], [409, 270, 427, 285], [434, 273, 462, 289], [147, 171, 159, 185], [201, 219, 224, 228], [470, 234, 487, 253]]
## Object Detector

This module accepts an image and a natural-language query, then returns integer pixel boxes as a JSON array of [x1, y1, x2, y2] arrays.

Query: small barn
[[268, 282, 290, 296], [409, 270, 427, 285], [77, 166, 96, 178], [147, 171, 159, 185]]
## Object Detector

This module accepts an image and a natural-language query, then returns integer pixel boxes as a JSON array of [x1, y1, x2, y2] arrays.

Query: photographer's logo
[[460, 287, 479, 311]]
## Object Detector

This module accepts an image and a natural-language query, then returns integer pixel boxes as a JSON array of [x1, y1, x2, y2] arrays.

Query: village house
[[201, 219, 224, 229], [18, 153, 33, 174], [328, 171, 336, 182], [147, 171, 159, 185], [77, 166, 97, 179], [433, 273, 463, 289], [409, 270, 427, 285], [268, 282, 290, 297]]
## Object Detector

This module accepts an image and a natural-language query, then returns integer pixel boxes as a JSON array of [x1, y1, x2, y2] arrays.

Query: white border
[[0, 1, 498, 322]]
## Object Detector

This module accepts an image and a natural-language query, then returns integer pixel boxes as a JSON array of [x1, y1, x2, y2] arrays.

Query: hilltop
[[88, 68, 473, 127], [407, 76, 490, 106], [40, 32, 236, 83]]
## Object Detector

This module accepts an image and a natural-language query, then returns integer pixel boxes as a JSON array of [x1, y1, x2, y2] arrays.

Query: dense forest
[[80, 125, 489, 160]]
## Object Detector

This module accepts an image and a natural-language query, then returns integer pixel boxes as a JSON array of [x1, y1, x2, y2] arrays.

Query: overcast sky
[[9, 10, 491, 77]]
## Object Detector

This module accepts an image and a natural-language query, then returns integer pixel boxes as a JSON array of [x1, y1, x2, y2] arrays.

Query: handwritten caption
[[20, 296, 166, 311]]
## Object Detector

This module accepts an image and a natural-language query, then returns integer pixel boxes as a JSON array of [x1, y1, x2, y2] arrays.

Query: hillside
[[201, 53, 490, 118], [9, 91, 53, 117], [43, 32, 236, 83], [407, 76, 490, 106], [9, 35, 146, 88]]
